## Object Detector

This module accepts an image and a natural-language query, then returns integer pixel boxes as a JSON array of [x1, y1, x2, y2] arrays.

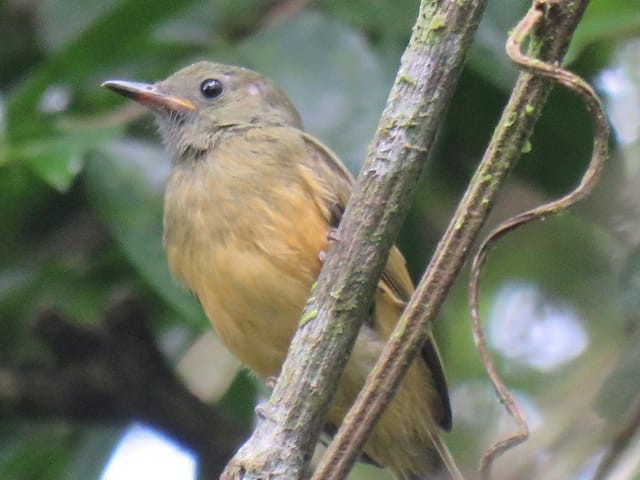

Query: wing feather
[[295, 129, 452, 430]]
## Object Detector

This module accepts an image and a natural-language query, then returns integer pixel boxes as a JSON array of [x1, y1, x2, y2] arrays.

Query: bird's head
[[103, 61, 302, 160]]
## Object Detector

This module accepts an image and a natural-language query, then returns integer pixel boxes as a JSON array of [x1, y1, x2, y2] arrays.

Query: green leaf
[[0, 426, 73, 480], [217, 370, 260, 428], [23, 147, 83, 192], [155, 0, 274, 47], [321, 0, 418, 41], [65, 427, 124, 480], [35, 0, 121, 53], [11, 127, 119, 191], [84, 139, 205, 326], [569, 0, 640, 61], [8, 0, 199, 142], [466, 0, 529, 91]]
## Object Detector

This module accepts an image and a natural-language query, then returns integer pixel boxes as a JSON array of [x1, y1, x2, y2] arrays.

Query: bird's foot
[[327, 228, 340, 243], [255, 400, 281, 424], [265, 376, 277, 390], [318, 228, 340, 263]]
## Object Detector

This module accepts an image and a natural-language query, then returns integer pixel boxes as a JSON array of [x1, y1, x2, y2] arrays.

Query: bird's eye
[[200, 79, 224, 99]]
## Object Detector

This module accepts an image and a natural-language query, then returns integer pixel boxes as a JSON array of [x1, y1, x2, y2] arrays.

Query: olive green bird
[[103, 61, 457, 480]]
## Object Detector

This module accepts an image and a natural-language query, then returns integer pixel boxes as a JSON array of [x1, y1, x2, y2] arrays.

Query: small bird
[[103, 62, 455, 480]]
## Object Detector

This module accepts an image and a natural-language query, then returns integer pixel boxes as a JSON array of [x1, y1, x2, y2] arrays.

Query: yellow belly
[[162, 153, 442, 476], [187, 240, 440, 474], [194, 245, 315, 378]]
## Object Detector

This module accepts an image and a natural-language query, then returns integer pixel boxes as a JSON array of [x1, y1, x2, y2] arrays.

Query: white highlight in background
[[101, 423, 196, 480], [488, 281, 588, 371]]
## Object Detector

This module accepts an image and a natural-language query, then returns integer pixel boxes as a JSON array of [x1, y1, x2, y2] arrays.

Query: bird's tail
[[430, 429, 463, 480], [398, 430, 463, 480]]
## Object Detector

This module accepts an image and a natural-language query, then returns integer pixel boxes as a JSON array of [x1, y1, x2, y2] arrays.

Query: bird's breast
[[162, 156, 328, 376]]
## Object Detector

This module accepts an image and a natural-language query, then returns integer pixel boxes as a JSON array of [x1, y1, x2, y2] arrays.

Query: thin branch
[[316, 0, 596, 479], [468, 0, 609, 478], [221, 1, 490, 479]]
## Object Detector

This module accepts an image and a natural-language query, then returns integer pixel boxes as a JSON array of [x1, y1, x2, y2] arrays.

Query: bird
[[103, 61, 456, 480]]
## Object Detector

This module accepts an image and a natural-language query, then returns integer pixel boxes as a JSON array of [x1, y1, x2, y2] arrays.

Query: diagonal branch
[[471, 1, 609, 477], [221, 1, 490, 479], [316, 0, 597, 479]]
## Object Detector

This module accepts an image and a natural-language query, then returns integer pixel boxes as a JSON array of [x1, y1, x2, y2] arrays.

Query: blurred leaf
[[217, 370, 259, 429], [8, 0, 199, 142], [523, 86, 595, 194], [232, 11, 389, 172], [0, 256, 126, 361], [466, 0, 528, 91], [0, 95, 6, 152], [0, 6, 41, 87], [152, 0, 219, 47], [22, 146, 82, 192], [84, 139, 205, 326], [0, 164, 55, 259], [0, 263, 38, 359], [465, 0, 638, 91], [65, 427, 123, 480], [13, 128, 118, 191], [35, 0, 120, 53], [0, 426, 73, 480], [321, 0, 417, 41], [439, 69, 506, 183], [154, 0, 273, 47], [569, 0, 640, 61], [443, 69, 596, 196]]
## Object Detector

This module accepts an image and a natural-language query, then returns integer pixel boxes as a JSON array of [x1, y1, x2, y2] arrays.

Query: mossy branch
[[221, 0, 490, 479], [315, 1, 598, 479], [471, 1, 609, 477], [222, 0, 602, 479]]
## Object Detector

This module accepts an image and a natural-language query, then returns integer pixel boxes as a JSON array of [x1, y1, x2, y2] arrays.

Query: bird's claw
[[327, 228, 340, 243], [255, 402, 270, 419], [265, 376, 277, 390], [319, 228, 340, 263]]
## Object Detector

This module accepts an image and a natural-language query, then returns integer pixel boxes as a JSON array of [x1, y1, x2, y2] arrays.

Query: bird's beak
[[102, 80, 195, 112]]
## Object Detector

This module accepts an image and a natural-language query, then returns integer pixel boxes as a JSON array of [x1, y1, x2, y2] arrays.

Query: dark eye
[[200, 78, 224, 99]]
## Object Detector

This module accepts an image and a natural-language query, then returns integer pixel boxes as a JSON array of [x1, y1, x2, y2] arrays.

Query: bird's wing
[[297, 129, 452, 431]]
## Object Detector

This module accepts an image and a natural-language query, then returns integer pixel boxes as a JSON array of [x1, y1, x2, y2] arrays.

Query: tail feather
[[429, 430, 463, 480], [397, 430, 463, 480]]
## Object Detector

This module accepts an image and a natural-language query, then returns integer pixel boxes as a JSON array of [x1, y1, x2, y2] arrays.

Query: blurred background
[[1, 0, 639, 479]]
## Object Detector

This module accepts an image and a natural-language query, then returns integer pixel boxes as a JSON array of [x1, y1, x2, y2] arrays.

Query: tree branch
[[222, 0, 489, 479], [468, 1, 608, 476], [314, 1, 596, 478], [0, 298, 247, 479]]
